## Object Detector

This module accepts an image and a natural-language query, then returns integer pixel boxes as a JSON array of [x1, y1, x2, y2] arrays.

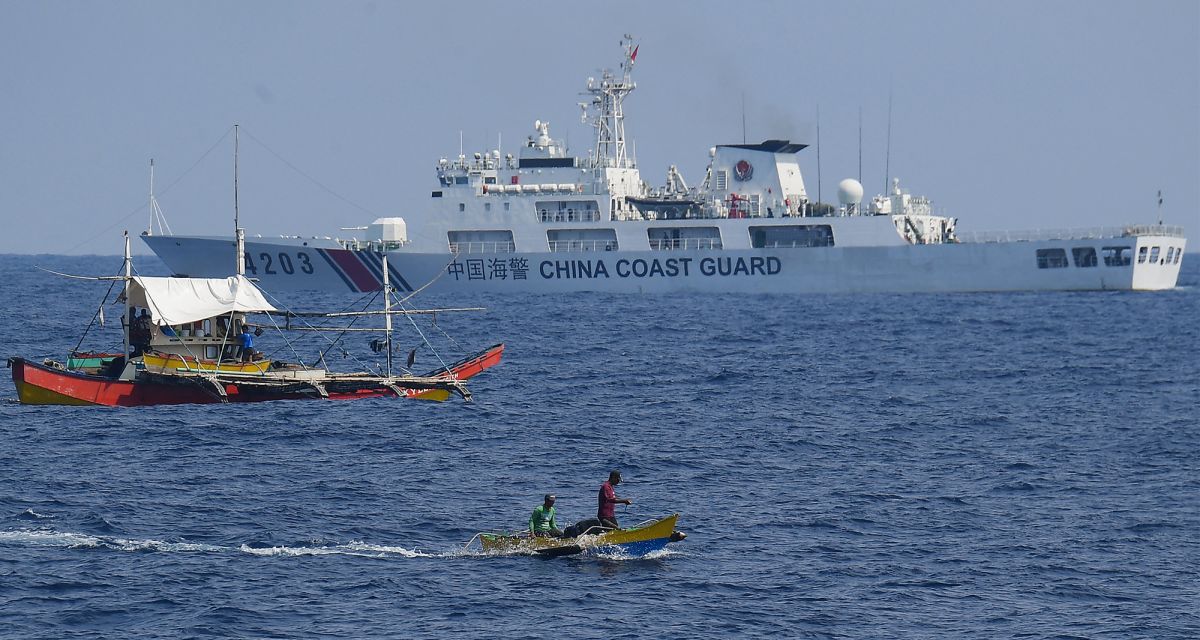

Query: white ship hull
[[142, 233, 1186, 294], [139, 39, 1187, 295]]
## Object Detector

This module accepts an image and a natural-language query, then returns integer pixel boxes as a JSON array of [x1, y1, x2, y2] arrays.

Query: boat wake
[[0, 528, 685, 562], [0, 528, 441, 559], [0, 525, 686, 561]]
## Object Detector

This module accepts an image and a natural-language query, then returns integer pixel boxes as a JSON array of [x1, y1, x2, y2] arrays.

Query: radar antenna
[[582, 35, 638, 169]]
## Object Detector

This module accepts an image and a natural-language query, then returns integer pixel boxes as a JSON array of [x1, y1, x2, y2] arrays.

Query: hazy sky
[[2, 0, 1196, 255]]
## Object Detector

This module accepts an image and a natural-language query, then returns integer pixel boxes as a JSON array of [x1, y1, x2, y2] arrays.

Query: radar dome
[[837, 178, 864, 205]]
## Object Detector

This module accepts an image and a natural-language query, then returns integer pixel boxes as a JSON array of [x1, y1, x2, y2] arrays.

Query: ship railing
[[956, 224, 1186, 243], [547, 240, 618, 252], [537, 210, 602, 223], [339, 239, 409, 252], [649, 238, 723, 250], [447, 241, 516, 254]]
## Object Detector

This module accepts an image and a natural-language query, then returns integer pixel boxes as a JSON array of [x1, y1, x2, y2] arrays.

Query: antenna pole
[[234, 124, 240, 232], [884, 91, 893, 195], [147, 159, 155, 236], [816, 104, 822, 214], [858, 106, 863, 183], [234, 124, 245, 276], [122, 230, 131, 360], [1157, 190, 1163, 225]]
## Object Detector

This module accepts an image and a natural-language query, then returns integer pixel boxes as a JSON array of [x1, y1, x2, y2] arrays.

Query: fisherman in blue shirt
[[239, 325, 255, 362], [529, 494, 562, 537]]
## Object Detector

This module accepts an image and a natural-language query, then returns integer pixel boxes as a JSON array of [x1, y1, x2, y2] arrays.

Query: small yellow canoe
[[478, 514, 685, 557]]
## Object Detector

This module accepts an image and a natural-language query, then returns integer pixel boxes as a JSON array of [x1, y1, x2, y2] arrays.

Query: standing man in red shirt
[[597, 469, 632, 529]]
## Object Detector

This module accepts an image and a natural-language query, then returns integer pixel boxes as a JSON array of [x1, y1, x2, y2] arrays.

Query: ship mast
[[583, 35, 638, 169], [122, 230, 131, 361], [234, 124, 245, 277], [147, 160, 155, 236]]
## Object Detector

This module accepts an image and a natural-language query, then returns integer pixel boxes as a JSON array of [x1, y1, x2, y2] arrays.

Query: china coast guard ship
[[143, 37, 1186, 294]]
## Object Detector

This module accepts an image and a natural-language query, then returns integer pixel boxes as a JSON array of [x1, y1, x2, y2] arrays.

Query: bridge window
[[1149, 246, 1161, 264], [1036, 248, 1069, 269], [749, 225, 834, 248], [1101, 246, 1132, 266], [1137, 247, 1148, 263], [1176, 248, 1183, 264], [1166, 247, 1175, 264], [1071, 247, 1098, 268]]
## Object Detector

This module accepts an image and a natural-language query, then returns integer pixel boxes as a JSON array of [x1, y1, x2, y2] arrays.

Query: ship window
[[547, 228, 618, 252], [749, 225, 834, 248], [1036, 248, 1069, 268], [1137, 246, 1148, 263], [458, 203, 466, 212], [1149, 246, 1161, 263], [648, 226, 722, 250], [484, 177, 496, 184], [447, 230, 515, 253], [504, 202, 510, 211], [484, 203, 492, 212], [1176, 248, 1183, 264], [1166, 247, 1175, 263], [535, 200, 600, 223], [1101, 246, 1132, 266], [454, 176, 468, 185], [1071, 247, 1098, 268], [205, 346, 218, 359], [431, 191, 443, 198]]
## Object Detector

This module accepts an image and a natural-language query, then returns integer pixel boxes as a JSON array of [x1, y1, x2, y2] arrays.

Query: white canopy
[[129, 275, 277, 326]]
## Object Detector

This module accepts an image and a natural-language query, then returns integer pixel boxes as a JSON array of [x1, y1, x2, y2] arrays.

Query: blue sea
[[1, 254, 1197, 639]]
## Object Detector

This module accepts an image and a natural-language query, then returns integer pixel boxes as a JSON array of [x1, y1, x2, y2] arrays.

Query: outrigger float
[[471, 514, 686, 558], [8, 231, 503, 406]]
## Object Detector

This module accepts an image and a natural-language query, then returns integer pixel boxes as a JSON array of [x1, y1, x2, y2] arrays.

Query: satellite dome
[[837, 178, 864, 205]]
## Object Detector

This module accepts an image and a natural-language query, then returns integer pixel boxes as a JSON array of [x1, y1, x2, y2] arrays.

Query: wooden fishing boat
[[8, 233, 502, 407], [476, 514, 686, 557], [9, 345, 499, 406]]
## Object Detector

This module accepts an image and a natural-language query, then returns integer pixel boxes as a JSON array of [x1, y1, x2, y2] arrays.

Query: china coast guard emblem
[[734, 159, 754, 181]]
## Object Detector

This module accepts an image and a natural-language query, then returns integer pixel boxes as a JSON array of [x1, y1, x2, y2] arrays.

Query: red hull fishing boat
[[9, 128, 503, 407], [8, 230, 502, 407], [8, 343, 503, 407]]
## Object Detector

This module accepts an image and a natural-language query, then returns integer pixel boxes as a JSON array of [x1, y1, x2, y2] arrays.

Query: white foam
[[238, 544, 344, 557], [342, 541, 434, 558], [0, 529, 226, 553], [0, 529, 104, 548]]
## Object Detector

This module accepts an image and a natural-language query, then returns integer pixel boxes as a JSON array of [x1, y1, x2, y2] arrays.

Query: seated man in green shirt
[[529, 494, 562, 537]]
